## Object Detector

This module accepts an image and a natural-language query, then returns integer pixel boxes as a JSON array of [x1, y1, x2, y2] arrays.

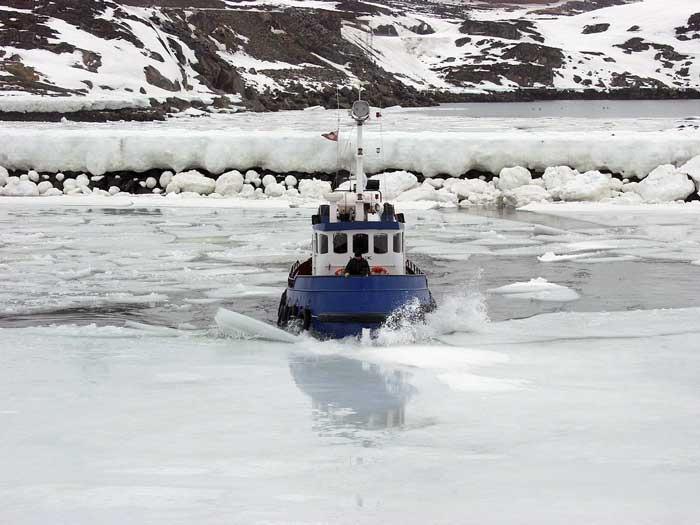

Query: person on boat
[[344, 251, 370, 277]]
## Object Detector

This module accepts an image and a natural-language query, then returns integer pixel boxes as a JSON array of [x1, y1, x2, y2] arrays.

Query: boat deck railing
[[289, 258, 424, 285], [406, 259, 424, 275]]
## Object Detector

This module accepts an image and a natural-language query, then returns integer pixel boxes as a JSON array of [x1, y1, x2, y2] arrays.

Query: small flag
[[321, 131, 338, 141]]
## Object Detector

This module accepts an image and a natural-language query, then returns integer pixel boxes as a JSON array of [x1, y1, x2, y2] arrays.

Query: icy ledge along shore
[[1, 127, 700, 179], [2, 157, 700, 207]]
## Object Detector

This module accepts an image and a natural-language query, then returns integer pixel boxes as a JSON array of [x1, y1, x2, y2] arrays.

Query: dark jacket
[[345, 256, 370, 276]]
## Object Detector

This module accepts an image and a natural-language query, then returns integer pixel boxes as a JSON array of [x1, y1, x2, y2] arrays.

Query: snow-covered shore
[[2, 126, 698, 179], [1, 105, 699, 178]]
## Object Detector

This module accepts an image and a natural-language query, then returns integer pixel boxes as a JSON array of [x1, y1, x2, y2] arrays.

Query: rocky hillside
[[1, 0, 698, 115]]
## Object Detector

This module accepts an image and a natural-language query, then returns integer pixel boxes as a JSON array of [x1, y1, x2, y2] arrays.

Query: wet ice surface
[[2, 202, 700, 524]]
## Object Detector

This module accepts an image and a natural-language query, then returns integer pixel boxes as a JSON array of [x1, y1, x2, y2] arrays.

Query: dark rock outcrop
[[459, 18, 543, 42], [409, 21, 434, 35], [374, 24, 399, 37], [675, 13, 700, 40], [144, 65, 180, 92], [583, 23, 610, 34]]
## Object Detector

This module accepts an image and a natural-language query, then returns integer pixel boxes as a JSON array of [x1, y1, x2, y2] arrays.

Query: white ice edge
[[521, 201, 700, 214], [0, 195, 294, 209], [1, 128, 699, 177]]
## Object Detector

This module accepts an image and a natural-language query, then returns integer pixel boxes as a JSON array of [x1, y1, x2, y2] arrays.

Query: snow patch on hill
[[1, 0, 698, 109]]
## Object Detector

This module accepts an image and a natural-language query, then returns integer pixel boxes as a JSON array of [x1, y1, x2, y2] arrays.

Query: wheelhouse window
[[374, 234, 388, 254], [353, 233, 369, 254], [393, 233, 403, 253], [313, 234, 317, 254], [333, 233, 348, 254], [319, 233, 328, 254]]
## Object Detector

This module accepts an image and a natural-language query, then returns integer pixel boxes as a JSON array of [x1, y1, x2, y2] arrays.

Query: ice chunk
[[437, 372, 528, 392], [145, 177, 157, 189], [543, 166, 577, 196], [284, 175, 297, 188], [215, 308, 298, 343], [28, 170, 40, 183], [370, 171, 418, 201], [298, 179, 332, 199], [448, 178, 497, 199], [543, 167, 613, 202], [502, 185, 552, 207], [240, 184, 255, 198], [37, 181, 53, 195], [425, 177, 444, 189], [0, 166, 8, 186], [538, 251, 599, 262], [264, 183, 285, 197], [262, 174, 277, 188], [560, 171, 613, 201], [159, 170, 173, 188], [396, 183, 456, 203], [166, 171, 216, 195], [1, 179, 39, 196], [108, 186, 120, 195], [76, 174, 90, 188], [496, 166, 532, 191], [215, 170, 244, 196], [679, 155, 700, 186], [635, 164, 695, 203], [488, 277, 580, 302]]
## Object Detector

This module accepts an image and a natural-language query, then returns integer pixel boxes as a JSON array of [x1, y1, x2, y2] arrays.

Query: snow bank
[[1, 127, 698, 178], [0, 94, 214, 114]]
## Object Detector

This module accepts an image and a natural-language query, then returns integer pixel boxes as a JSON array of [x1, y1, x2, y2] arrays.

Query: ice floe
[[488, 277, 580, 302]]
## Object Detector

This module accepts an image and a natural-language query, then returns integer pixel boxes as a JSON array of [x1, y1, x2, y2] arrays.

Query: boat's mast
[[351, 86, 370, 221]]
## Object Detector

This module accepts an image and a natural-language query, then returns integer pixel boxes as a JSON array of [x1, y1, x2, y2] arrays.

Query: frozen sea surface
[[1, 201, 700, 524]]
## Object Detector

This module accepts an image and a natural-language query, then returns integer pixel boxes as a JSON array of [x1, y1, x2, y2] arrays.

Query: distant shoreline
[[434, 87, 700, 104], [0, 88, 699, 122]]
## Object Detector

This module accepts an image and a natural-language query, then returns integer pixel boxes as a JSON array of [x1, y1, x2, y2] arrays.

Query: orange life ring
[[371, 266, 389, 275], [335, 268, 345, 276]]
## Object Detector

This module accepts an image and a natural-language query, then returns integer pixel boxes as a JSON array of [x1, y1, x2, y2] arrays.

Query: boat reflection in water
[[289, 354, 415, 432]]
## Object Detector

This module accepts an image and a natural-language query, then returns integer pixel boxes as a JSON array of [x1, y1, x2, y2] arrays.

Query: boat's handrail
[[406, 259, 424, 275], [288, 260, 301, 287], [289, 260, 301, 278]]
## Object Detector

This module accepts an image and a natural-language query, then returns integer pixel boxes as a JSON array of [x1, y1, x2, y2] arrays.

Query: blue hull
[[279, 275, 434, 339]]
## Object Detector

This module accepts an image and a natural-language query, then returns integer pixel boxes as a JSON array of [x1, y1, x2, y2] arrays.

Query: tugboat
[[277, 95, 435, 339]]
